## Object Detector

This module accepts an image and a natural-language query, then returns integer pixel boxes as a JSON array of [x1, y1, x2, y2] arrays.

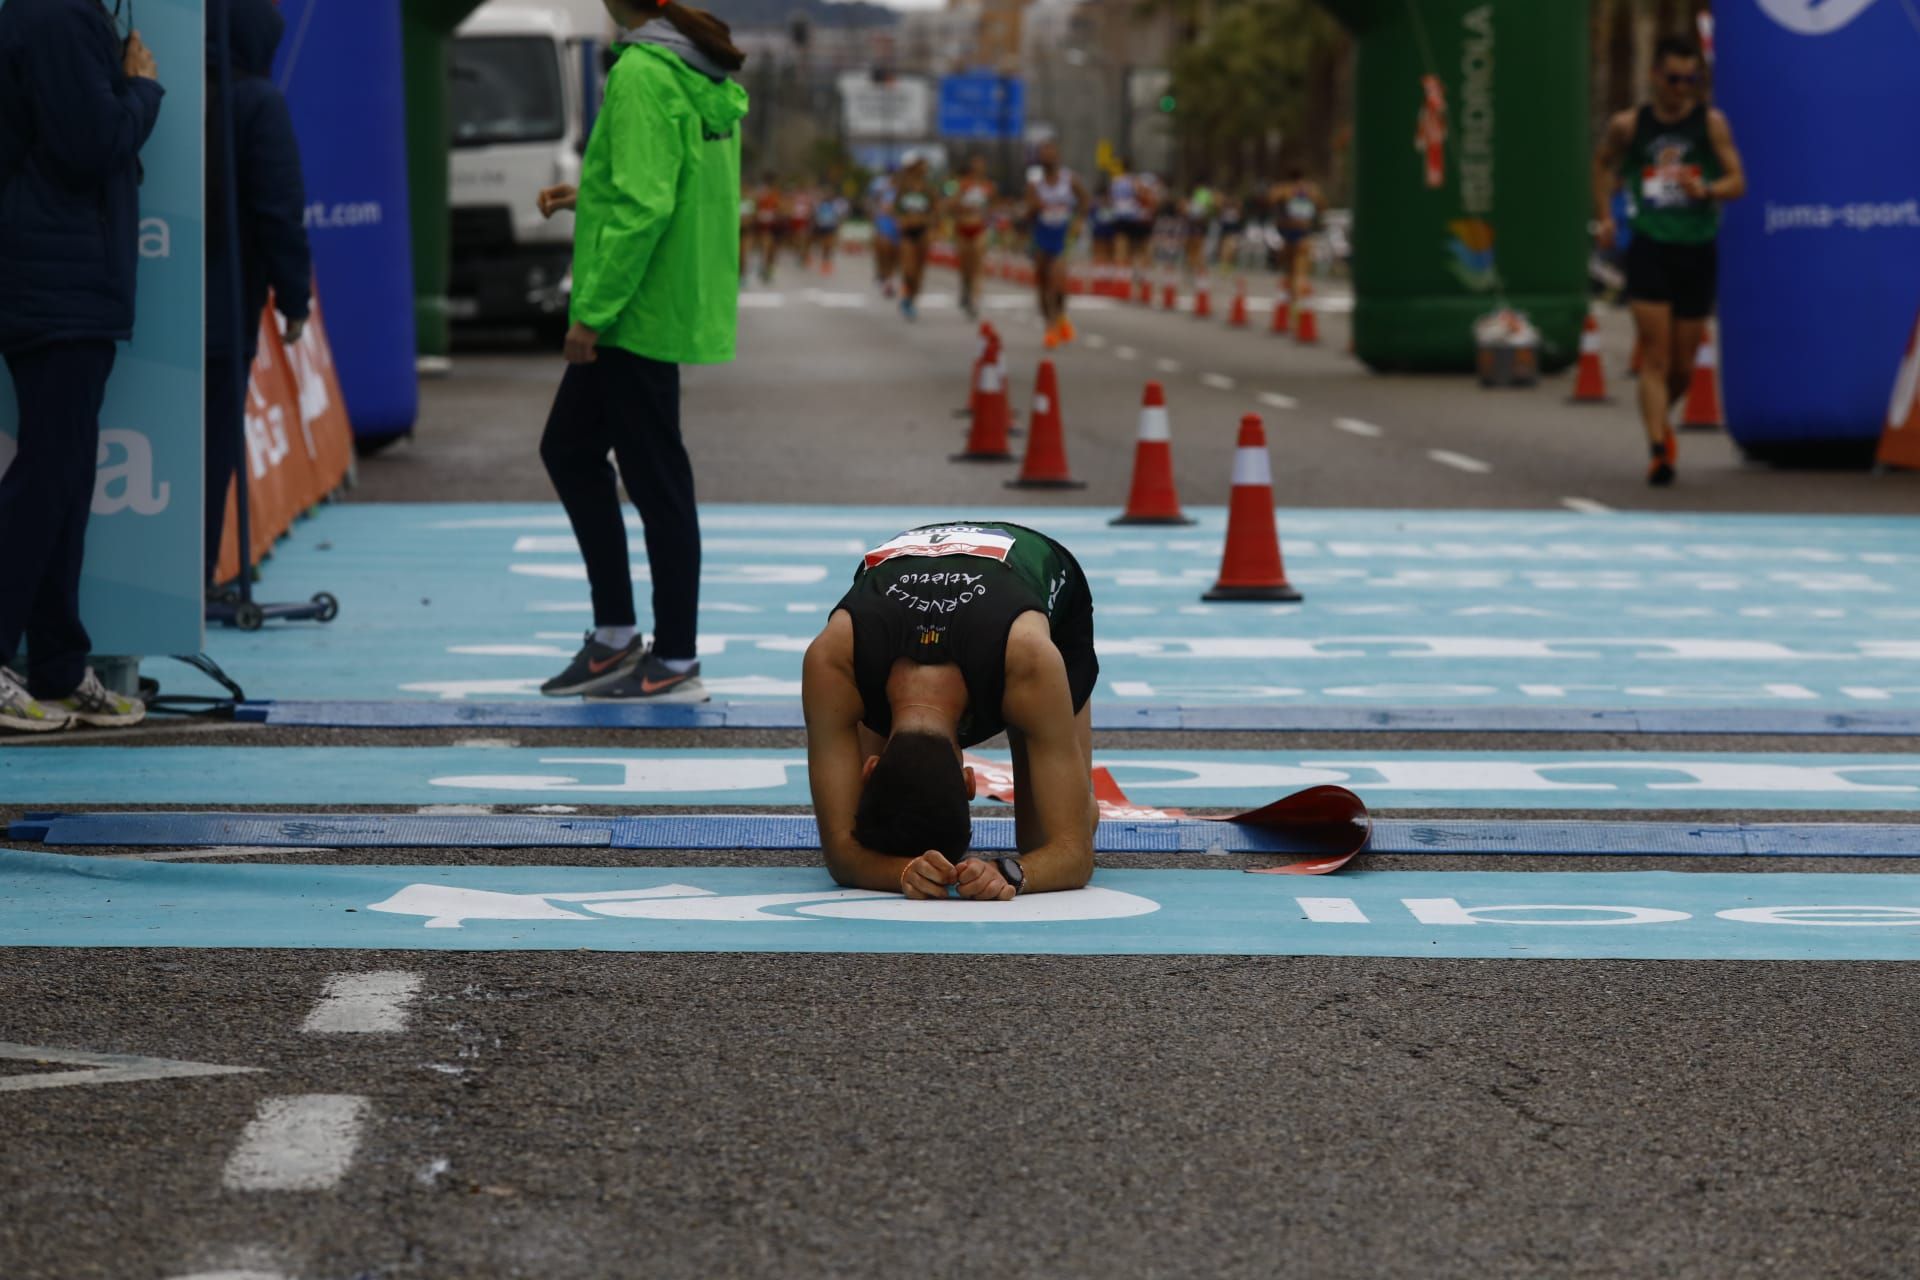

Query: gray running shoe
[[0, 666, 72, 733], [51, 668, 145, 728], [541, 632, 645, 697], [584, 653, 708, 704]]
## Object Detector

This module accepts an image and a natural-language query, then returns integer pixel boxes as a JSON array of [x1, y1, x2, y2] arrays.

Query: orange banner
[[1876, 305, 1920, 472], [215, 288, 354, 585]]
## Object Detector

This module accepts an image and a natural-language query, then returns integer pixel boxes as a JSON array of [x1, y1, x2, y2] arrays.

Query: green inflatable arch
[[1322, 0, 1589, 373]]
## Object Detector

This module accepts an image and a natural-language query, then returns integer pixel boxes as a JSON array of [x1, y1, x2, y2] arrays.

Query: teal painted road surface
[[2, 852, 1916, 959], [185, 504, 1920, 712], [5, 746, 1920, 811]]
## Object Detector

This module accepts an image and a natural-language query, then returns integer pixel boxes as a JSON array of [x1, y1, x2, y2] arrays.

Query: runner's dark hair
[[852, 731, 972, 863], [1653, 35, 1701, 64]]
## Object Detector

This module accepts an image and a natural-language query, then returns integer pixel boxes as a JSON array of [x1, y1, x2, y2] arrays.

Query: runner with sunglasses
[[1593, 34, 1746, 487]]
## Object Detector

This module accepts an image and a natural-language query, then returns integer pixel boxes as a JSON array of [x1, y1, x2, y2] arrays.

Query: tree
[[1161, 0, 1347, 187]]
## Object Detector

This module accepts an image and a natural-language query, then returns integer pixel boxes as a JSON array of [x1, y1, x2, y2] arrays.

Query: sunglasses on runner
[[1663, 72, 1700, 86]]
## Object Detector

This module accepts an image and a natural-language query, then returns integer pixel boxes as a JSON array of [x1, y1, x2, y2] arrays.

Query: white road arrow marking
[[0, 1042, 263, 1093]]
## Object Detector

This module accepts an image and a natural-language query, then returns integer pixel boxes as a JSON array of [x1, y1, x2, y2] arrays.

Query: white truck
[[447, 0, 611, 340]]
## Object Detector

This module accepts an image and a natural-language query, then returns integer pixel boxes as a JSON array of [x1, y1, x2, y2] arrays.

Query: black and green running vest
[[834, 522, 1072, 747], [1622, 103, 1722, 245]]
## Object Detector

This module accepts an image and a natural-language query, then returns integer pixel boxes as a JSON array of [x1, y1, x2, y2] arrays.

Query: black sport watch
[[993, 856, 1025, 895]]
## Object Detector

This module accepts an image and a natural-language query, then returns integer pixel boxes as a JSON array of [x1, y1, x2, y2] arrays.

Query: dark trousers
[[204, 349, 248, 585], [0, 341, 116, 699], [538, 347, 700, 659]]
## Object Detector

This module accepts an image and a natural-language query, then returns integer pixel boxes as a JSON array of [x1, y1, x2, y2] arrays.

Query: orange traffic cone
[[1680, 327, 1722, 430], [1193, 278, 1212, 319], [1161, 277, 1178, 311], [1294, 285, 1320, 345], [1006, 360, 1085, 489], [1569, 312, 1609, 403], [1270, 287, 1292, 335], [1227, 279, 1249, 328], [960, 322, 993, 414], [1111, 381, 1195, 526], [953, 354, 1013, 461], [1135, 274, 1153, 305], [1876, 306, 1920, 472], [1204, 414, 1301, 602]]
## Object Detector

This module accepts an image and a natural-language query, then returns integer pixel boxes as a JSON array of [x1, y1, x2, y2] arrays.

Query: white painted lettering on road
[[1332, 418, 1383, 438], [1201, 373, 1237, 391], [1259, 391, 1299, 411]]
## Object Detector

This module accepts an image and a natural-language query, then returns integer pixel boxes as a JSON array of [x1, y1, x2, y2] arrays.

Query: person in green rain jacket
[[532, 0, 749, 705]]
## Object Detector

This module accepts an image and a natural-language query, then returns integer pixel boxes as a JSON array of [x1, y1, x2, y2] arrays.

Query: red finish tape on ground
[[964, 756, 1372, 875]]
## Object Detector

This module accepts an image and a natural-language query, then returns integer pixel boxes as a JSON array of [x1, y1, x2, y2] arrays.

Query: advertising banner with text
[[0, 0, 205, 657]]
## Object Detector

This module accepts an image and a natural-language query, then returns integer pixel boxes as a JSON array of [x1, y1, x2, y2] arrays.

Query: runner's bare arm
[[999, 624, 1095, 893], [803, 619, 914, 893], [1592, 110, 1635, 246], [1705, 109, 1747, 202]]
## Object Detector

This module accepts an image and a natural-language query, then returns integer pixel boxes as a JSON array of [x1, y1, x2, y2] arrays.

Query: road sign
[[938, 74, 1025, 141], [837, 72, 932, 139]]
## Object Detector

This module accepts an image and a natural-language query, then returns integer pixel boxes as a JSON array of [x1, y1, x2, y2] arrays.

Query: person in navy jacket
[[204, 0, 311, 588], [0, 0, 163, 731]]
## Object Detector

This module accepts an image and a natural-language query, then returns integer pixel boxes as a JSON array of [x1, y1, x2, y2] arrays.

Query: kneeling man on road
[[803, 522, 1099, 900]]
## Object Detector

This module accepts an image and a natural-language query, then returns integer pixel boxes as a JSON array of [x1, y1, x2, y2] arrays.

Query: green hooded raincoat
[[570, 41, 749, 365]]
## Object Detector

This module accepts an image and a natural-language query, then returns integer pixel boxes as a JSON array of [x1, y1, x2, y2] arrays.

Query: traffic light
[[1158, 93, 1177, 114]]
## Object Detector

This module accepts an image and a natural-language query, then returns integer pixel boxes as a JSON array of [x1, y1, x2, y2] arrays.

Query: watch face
[[999, 857, 1024, 889]]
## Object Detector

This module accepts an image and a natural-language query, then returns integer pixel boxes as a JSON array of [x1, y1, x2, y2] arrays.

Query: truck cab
[[447, 1, 608, 340]]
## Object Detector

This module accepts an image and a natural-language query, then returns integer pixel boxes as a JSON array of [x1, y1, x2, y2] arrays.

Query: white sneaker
[[51, 668, 147, 728], [0, 666, 73, 733]]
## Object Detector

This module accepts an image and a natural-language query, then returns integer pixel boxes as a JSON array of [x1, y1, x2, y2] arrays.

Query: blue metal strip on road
[[2, 851, 1916, 959], [235, 699, 1920, 736], [178, 503, 1920, 715], [6, 747, 1920, 811], [12, 812, 1920, 858]]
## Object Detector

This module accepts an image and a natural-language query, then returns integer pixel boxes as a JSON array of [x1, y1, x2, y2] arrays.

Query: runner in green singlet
[[802, 522, 1099, 901], [1594, 34, 1746, 486]]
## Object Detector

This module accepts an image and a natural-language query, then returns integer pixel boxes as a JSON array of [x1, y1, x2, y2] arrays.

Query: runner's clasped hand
[[901, 851, 1015, 901]]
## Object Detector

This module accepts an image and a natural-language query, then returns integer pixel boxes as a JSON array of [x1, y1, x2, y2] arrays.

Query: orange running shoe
[[1059, 316, 1077, 344], [1043, 324, 1061, 350]]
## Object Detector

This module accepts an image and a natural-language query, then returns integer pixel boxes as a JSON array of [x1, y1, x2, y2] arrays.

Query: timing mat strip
[[12, 812, 1920, 858], [234, 700, 1920, 736]]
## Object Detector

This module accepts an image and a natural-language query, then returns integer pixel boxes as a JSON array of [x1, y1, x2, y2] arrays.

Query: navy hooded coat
[[0, 0, 165, 353], [205, 0, 309, 359]]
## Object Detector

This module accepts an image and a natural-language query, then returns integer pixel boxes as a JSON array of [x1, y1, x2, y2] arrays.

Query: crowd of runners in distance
[[740, 149, 1334, 351]]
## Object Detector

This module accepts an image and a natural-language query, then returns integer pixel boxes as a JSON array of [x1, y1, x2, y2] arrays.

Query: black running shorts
[[1626, 235, 1718, 320]]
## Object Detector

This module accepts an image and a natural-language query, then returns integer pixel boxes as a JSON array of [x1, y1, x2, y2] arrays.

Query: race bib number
[[1642, 164, 1700, 209], [864, 526, 1015, 569]]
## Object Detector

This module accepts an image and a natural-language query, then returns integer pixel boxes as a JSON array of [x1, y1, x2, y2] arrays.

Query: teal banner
[[0, 0, 204, 657], [3, 853, 1918, 960]]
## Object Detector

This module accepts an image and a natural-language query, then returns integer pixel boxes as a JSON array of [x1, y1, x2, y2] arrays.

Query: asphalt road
[[3, 259, 1917, 1280]]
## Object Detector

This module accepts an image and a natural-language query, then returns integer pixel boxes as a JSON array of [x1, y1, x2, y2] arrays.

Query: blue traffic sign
[[939, 74, 1024, 141]]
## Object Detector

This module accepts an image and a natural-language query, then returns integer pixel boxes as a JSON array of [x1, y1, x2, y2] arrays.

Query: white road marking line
[[1156, 357, 1182, 373], [1427, 449, 1493, 473], [1258, 391, 1299, 411], [1200, 373, 1237, 391], [454, 737, 517, 749], [0, 1042, 263, 1093], [1115, 345, 1139, 361], [223, 1095, 371, 1192], [1332, 417, 1384, 438], [1561, 496, 1614, 514], [416, 804, 492, 816], [1083, 333, 1107, 349], [301, 972, 423, 1035]]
